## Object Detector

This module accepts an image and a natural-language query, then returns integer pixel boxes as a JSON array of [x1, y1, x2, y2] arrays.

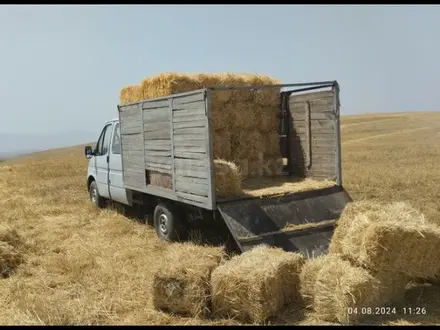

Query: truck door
[[94, 122, 113, 199], [108, 122, 131, 205]]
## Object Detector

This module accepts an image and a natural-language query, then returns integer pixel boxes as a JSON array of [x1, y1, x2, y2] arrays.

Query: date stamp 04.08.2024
[[347, 306, 427, 316]]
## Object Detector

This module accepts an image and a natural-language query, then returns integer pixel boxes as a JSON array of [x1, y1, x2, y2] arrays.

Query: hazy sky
[[1, 5, 440, 143]]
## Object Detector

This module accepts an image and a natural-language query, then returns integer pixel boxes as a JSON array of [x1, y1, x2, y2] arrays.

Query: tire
[[89, 181, 105, 208], [153, 203, 186, 242]]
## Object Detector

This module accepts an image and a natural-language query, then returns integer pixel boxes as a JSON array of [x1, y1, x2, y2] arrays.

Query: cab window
[[96, 124, 112, 156], [112, 123, 121, 155]]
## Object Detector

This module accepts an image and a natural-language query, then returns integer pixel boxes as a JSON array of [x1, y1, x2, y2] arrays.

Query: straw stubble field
[[0, 111, 440, 325]]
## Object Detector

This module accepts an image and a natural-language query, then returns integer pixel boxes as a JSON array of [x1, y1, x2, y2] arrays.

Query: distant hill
[[0, 130, 98, 160]]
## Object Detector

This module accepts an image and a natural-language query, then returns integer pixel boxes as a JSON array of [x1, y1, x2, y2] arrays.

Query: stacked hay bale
[[299, 201, 440, 324], [210, 245, 305, 324], [119, 73, 283, 196], [151, 242, 225, 318]]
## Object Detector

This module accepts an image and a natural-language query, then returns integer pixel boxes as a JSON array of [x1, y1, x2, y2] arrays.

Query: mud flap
[[217, 185, 352, 258]]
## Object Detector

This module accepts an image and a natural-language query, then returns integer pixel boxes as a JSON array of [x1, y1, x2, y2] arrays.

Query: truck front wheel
[[89, 181, 105, 208], [153, 203, 186, 242]]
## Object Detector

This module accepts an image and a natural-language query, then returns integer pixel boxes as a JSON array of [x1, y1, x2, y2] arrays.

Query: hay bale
[[120, 84, 142, 105], [152, 242, 225, 318], [214, 159, 243, 198], [230, 130, 264, 160], [313, 255, 407, 324], [329, 201, 440, 278], [212, 129, 232, 160], [299, 255, 327, 309], [263, 132, 282, 157], [0, 242, 23, 278], [211, 245, 305, 324]]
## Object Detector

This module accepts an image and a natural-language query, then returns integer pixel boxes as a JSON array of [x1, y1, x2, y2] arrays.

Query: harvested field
[[211, 246, 304, 324], [1, 111, 440, 325]]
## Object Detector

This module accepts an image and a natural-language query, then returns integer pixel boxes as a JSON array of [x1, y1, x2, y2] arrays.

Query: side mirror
[[85, 146, 93, 159]]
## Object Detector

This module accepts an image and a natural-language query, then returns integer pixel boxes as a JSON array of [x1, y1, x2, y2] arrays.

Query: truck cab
[[85, 118, 132, 208]]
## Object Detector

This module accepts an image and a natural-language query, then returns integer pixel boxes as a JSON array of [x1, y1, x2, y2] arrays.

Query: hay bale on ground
[[0, 242, 23, 278], [313, 255, 407, 324], [211, 245, 305, 324], [214, 159, 243, 198], [299, 255, 327, 309], [152, 243, 225, 318], [329, 201, 440, 279]]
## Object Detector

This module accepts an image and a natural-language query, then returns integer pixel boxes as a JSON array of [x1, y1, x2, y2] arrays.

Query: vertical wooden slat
[[169, 98, 176, 193], [205, 89, 215, 209], [305, 101, 312, 169]]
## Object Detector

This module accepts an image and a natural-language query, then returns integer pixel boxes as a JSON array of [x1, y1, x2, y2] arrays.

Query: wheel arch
[[87, 175, 96, 192]]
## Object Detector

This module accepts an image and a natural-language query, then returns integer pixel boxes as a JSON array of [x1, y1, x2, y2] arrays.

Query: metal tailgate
[[217, 185, 352, 258]]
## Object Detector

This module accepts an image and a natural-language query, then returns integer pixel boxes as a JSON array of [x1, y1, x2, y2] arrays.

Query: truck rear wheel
[[153, 203, 186, 242], [89, 181, 105, 208]]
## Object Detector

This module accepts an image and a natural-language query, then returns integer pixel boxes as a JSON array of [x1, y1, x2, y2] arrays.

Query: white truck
[[84, 81, 352, 256]]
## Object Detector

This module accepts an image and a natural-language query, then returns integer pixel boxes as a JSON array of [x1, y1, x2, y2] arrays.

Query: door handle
[[106, 155, 109, 163]]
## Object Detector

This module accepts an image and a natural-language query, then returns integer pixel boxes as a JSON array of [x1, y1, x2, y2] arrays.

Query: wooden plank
[[145, 140, 171, 148], [175, 191, 208, 204], [121, 121, 142, 130], [175, 169, 208, 179], [174, 139, 205, 148], [143, 108, 170, 122], [145, 162, 172, 171], [173, 114, 206, 123], [176, 176, 208, 185], [144, 145, 171, 152], [175, 180, 209, 197], [122, 133, 142, 143], [121, 149, 144, 158], [175, 151, 207, 160], [120, 104, 141, 117], [291, 110, 335, 121], [290, 91, 333, 103], [173, 100, 205, 110], [173, 108, 205, 118], [124, 164, 145, 173], [174, 145, 206, 154], [175, 158, 207, 169], [173, 93, 205, 105], [144, 130, 171, 140], [142, 100, 170, 110], [144, 122, 170, 132], [173, 119, 206, 129], [123, 170, 145, 188], [146, 167, 172, 175], [292, 120, 335, 130], [123, 158, 145, 168], [295, 127, 334, 134], [172, 134, 205, 141], [173, 127, 205, 136], [290, 102, 333, 113], [121, 126, 142, 135], [292, 137, 336, 148], [145, 155, 172, 164], [145, 150, 172, 157]]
